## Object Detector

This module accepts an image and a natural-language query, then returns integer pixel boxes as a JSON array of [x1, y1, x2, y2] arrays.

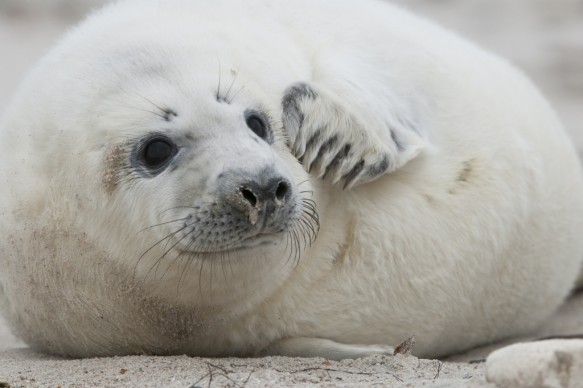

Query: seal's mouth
[[222, 233, 280, 252], [176, 230, 284, 255]]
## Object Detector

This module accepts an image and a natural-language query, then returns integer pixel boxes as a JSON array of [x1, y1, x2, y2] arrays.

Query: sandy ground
[[0, 0, 582, 386], [0, 349, 492, 387]]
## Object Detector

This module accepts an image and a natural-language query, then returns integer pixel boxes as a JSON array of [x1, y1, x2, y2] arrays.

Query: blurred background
[[0, 0, 582, 349]]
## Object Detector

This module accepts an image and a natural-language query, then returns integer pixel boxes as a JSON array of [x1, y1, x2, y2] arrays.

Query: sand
[[1, 1, 582, 386], [0, 349, 492, 387]]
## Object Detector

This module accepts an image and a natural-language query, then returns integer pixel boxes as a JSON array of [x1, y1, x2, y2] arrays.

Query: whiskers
[[216, 61, 245, 104], [280, 192, 320, 269], [132, 188, 320, 302], [117, 85, 178, 122]]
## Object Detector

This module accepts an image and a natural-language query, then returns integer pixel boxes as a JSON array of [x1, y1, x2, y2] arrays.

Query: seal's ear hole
[[244, 110, 272, 143], [139, 135, 178, 171]]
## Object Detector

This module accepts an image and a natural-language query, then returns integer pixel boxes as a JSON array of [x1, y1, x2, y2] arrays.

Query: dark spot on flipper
[[305, 127, 324, 153], [323, 143, 351, 179], [281, 83, 318, 133], [307, 134, 338, 173], [282, 103, 303, 140], [283, 83, 317, 102], [282, 98, 303, 141], [342, 160, 365, 189], [391, 130, 405, 151], [366, 154, 390, 177], [318, 135, 338, 155]]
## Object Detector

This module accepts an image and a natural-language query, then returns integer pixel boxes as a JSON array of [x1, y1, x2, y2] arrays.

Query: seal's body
[[1, 0, 582, 359]]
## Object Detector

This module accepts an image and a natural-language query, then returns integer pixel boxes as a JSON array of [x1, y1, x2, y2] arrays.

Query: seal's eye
[[245, 110, 270, 142], [139, 135, 177, 171]]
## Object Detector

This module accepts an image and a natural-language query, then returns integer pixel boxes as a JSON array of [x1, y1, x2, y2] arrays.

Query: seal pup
[[1, 0, 582, 359]]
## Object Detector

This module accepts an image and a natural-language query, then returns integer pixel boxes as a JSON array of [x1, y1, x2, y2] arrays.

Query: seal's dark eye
[[245, 111, 270, 141], [139, 136, 177, 170]]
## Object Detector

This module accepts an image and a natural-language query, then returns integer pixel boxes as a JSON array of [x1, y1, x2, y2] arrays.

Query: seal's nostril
[[240, 187, 258, 207], [275, 181, 289, 202]]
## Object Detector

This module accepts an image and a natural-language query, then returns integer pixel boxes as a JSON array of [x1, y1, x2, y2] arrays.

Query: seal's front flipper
[[281, 82, 427, 189], [258, 337, 394, 360]]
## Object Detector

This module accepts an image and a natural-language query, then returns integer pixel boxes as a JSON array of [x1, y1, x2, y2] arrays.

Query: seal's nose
[[218, 168, 294, 227], [238, 178, 291, 222]]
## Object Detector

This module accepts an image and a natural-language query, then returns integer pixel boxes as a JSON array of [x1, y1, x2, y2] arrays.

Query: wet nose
[[218, 168, 294, 226], [238, 178, 291, 211]]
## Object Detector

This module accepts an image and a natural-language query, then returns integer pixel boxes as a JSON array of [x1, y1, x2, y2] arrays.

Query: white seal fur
[[1, 0, 582, 359]]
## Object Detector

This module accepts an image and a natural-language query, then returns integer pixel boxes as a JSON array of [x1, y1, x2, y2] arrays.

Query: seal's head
[[0, 1, 320, 318]]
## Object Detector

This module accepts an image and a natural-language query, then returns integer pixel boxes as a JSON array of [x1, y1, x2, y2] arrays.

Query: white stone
[[486, 340, 583, 388]]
